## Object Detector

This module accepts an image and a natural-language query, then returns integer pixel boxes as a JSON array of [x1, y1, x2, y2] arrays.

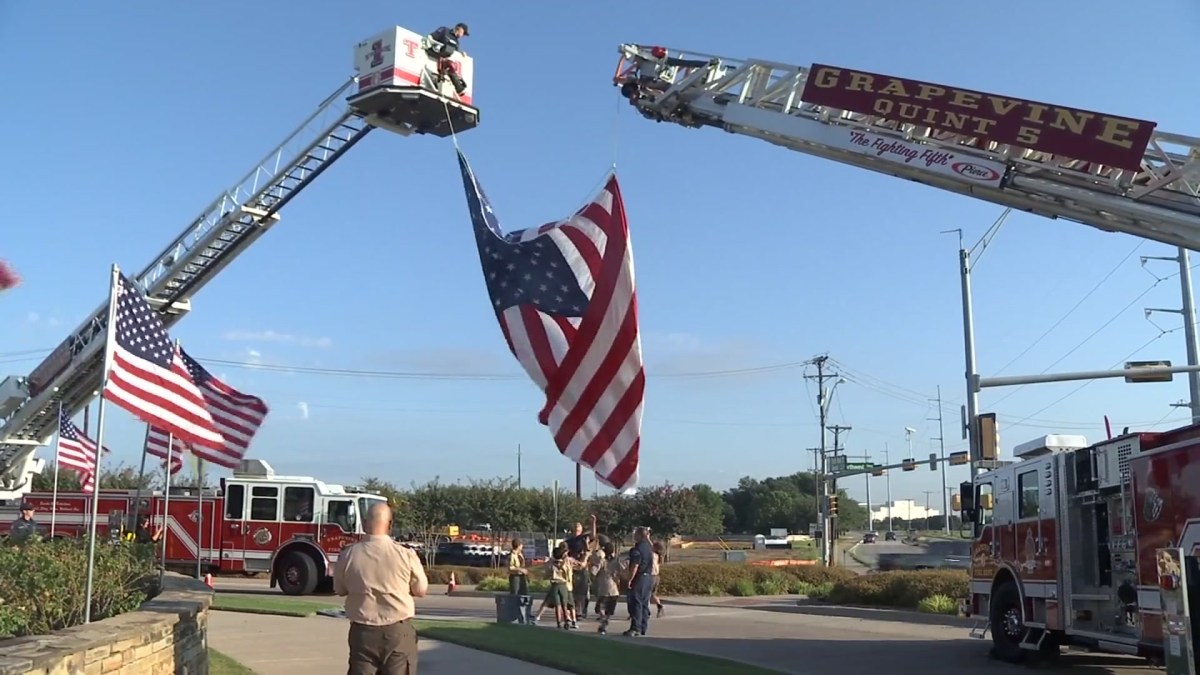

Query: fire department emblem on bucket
[[253, 528, 273, 545]]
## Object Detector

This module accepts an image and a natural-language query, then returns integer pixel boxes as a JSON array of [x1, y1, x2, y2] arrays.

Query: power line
[[992, 241, 1145, 376]]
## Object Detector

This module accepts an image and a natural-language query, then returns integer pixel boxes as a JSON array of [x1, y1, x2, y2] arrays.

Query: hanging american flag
[[456, 150, 644, 490], [101, 272, 224, 448], [169, 348, 268, 469], [145, 426, 186, 475], [58, 408, 102, 492]]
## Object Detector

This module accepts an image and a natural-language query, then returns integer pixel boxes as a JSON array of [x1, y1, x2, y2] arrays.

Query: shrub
[[475, 576, 551, 594], [0, 537, 157, 638], [424, 565, 548, 585], [917, 594, 961, 615], [653, 562, 856, 596], [824, 570, 968, 609]]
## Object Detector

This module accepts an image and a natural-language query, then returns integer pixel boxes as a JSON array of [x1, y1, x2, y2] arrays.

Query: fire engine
[[0, 459, 388, 595], [0, 24, 478, 503], [609, 44, 1199, 669], [952, 430, 1200, 668]]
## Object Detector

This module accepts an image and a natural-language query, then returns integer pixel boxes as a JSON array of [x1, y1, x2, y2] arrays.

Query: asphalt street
[[212, 578, 1156, 674], [837, 535, 925, 571]]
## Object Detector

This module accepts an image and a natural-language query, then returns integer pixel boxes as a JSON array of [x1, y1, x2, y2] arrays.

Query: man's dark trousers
[[626, 573, 654, 635]]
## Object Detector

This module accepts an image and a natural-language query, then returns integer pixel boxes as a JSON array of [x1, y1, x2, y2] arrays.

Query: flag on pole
[[145, 426, 185, 475], [455, 150, 644, 490], [58, 408, 102, 492], [173, 347, 269, 469], [0, 260, 19, 291], [101, 273, 224, 448]]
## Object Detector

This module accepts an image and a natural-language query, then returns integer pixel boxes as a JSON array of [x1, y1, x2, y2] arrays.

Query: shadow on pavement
[[638, 635, 1156, 675], [752, 600, 975, 629]]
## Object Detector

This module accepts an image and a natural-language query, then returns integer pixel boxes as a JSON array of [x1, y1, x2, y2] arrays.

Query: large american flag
[[456, 150, 644, 490], [102, 272, 224, 448], [144, 426, 185, 476], [58, 408, 101, 492], [165, 348, 268, 469]]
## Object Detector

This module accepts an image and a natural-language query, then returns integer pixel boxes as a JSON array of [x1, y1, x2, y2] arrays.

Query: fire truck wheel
[[277, 551, 319, 596], [988, 579, 1026, 663]]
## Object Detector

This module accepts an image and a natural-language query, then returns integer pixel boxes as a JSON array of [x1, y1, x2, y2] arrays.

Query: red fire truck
[[958, 429, 1200, 669], [0, 459, 388, 596]]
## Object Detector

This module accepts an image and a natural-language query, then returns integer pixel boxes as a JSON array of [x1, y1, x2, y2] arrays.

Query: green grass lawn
[[210, 648, 254, 674], [211, 593, 340, 617], [414, 620, 783, 675]]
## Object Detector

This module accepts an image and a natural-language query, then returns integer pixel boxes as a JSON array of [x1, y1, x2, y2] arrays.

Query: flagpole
[[132, 424, 152, 525], [196, 456, 205, 580], [83, 264, 121, 624], [160, 433, 174, 573], [50, 401, 63, 537]]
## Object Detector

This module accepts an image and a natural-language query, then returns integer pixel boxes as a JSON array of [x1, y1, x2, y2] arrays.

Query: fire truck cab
[[959, 428, 1200, 670], [224, 459, 389, 595]]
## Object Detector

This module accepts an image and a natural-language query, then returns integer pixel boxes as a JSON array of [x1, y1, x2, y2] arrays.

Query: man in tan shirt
[[334, 502, 429, 674]]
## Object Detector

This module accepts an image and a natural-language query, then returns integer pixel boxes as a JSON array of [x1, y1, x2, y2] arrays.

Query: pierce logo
[[952, 162, 1002, 182]]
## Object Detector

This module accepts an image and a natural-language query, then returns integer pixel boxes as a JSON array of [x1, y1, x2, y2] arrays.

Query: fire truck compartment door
[[1157, 548, 1199, 675]]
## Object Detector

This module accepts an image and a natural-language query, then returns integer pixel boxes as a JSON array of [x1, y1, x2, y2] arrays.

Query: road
[[836, 536, 926, 571], [211, 578, 1156, 674]]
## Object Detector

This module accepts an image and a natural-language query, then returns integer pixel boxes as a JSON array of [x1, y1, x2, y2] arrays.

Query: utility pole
[[922, 490, 937, 530], [883, 442, 893, 532], [1143, 249, 1200, 423], [807, 448, 822, 528], [804, 355, 842, 566], [517, 444, 522, 489], [827, 424, 851, 543], [928, 386, 951, 533]]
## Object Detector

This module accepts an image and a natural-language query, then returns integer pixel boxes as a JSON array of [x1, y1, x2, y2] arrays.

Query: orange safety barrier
[[748, 559, 818, 567]]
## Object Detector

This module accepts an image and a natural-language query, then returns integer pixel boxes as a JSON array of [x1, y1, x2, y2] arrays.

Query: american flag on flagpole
[[174, 348, 269, 469], [456, 150, 644, 490], [145, 426, 185, 476], [58, 408, 103, 493], [102, 272, 225, 448]]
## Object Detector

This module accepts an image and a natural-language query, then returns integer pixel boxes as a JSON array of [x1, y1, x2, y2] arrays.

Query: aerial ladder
[[0, 25, 480, 500], [612, 45, 1200, 251]]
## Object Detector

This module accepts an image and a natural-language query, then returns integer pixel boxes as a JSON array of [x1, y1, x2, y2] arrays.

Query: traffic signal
[[978, 413, 999, 461], [902, 458, 916, 472], [872, 467, 885, 477], [827, 495, 839, 516], [949, 451, 969, 466]]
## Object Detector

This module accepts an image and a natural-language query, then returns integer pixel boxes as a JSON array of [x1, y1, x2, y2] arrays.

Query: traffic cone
[[447, 571, 457, 595], [204, 573, 213, 588]]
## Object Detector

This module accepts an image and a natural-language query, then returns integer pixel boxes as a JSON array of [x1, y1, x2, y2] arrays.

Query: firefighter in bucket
[[423, 22, 469, 96]]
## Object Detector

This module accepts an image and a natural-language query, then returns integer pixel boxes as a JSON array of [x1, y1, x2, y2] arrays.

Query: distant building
[[868, 499, 940, 526]]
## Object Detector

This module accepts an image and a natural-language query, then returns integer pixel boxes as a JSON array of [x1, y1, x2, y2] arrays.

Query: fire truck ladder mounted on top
[[613, 44, 1200, 251], [0, 26, 480, 500]]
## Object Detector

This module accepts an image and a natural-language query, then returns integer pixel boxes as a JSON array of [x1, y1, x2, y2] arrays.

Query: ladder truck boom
[[0, 25, 480, 499], [613, 44, 1200, 251]]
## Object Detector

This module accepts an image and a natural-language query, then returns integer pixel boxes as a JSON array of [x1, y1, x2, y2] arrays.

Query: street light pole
[[883, 442, 893, 533]]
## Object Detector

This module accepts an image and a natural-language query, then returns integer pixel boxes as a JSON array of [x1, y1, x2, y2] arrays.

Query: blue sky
[[3, 1, 1199, 509]]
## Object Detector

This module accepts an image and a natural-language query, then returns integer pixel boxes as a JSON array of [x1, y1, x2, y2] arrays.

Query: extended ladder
[[0, 78, 372, 493], [612, 44, 1200, 250]]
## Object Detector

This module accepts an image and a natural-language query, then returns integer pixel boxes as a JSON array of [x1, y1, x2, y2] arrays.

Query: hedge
[[0, 536, 158, 638], [429, 562, 967, 612]]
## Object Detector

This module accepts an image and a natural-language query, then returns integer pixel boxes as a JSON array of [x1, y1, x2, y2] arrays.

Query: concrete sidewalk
[[209, 611, 569, 674]]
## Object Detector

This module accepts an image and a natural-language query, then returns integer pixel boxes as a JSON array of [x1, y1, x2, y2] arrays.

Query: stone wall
[[0, 573, 213, 675]]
